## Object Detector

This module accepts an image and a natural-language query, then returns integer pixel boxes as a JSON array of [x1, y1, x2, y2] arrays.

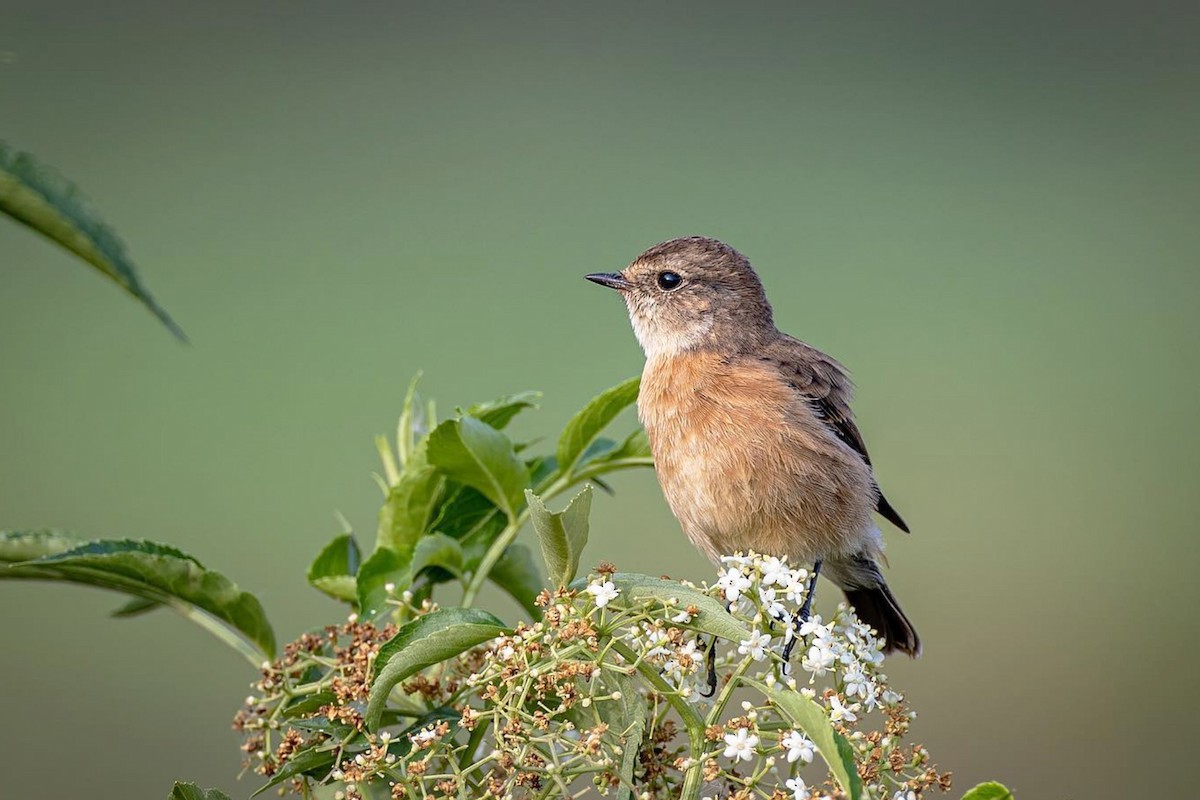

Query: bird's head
[[586, 236, 775, 358]]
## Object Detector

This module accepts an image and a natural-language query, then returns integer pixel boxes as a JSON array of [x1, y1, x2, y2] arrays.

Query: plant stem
[[609, 639, 707, 800], [706, 655, 753, 727]]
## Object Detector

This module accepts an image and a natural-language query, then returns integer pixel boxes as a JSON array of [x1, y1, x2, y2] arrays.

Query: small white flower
[[828, 693, 858, 723], [738, 630, 772, 661], [383, 582, 396, 593], [722, 728, 759, 761], [586, 579, 619, 608], [802, 643, 836, 675], [786, 776, 811, 800], [671, 608, 694, 624], [758, 587, 788, 620], [717, 568, 753, 602], [759, 555, 790, 587], [843, 665, 873, 700], [893, 791, 918, 800], [781, 730, 816, 764]]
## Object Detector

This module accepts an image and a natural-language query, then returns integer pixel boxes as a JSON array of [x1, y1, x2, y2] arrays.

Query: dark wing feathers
[[762, 336, 911, 534]]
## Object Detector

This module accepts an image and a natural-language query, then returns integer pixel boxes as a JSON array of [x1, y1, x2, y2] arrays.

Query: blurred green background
[[2, 2, 1197, 797]]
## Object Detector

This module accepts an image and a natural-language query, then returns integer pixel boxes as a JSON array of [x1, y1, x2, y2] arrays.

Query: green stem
[[165, 598, 264, 668], [609, 639, 707, 800]]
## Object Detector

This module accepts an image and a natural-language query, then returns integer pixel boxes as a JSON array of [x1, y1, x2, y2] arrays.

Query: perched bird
[[586, 236, 920, 658]]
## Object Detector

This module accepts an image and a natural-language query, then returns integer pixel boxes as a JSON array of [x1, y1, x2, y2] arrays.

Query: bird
[[586, 236, 920, 661]]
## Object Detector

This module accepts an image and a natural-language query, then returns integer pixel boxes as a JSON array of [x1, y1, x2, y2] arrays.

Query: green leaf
[[468, 390, 541, 430], [365, 607, 507, 730], [579, 573, 753, 643], [432, 485, 504, 542], [282, 691, 337, 719], [306, 533, 361, 602], [0, 141, 185, 340], [0, 530, 82, 580], [376, 465, 444, 553], [356, 546, 410, 619], [601, 671, 646, 800], [251, 746, 336, 796], [16, 538, 275, 660], [410, 532, 465, 580], [556, 377, 641, 478], [527, 487, 592, 588], [427, 416, 529, 521], [489, 543, 545, 618], [745, 678, 863, 800], [169, 782, 233, 800], [111, 596, 163, 618], [961, 782, 1014, 800]]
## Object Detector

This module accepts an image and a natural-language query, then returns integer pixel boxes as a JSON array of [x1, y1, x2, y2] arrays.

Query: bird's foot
[[781, 559, 823, 664], [700, 635, 718, 698]]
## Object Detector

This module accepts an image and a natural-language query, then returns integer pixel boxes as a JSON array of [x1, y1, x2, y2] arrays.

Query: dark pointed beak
[[585, 272, 632, 291]]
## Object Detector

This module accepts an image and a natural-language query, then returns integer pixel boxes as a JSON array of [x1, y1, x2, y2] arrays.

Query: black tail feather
[[843, 584, 921, 657]]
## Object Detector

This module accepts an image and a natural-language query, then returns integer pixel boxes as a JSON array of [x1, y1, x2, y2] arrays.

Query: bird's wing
[[761, 336, 910, 533]]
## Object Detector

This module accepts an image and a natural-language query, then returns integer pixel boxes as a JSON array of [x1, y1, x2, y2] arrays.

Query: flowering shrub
[[1, 378, 1009, 800]]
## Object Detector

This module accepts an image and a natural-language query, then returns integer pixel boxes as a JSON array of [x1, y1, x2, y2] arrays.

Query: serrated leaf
[[251, 746, 336, 796], [468, 390, 541, 430], [0, 530, 81, 562], [376, 465, 444, 553], [574, 573, 752, 643], [365, 607, 507, 730], [745, 678, 863, 800], [489, 543, 545, 618], [356, 547, 410, 619], [16, 537, 275, 658], [169, 782, 233, 800], [961, 782, 1014, 800], [0, 141, 185, 340], [556, 377, 640, 478], [306, 533, 361, 602], [528, 487, 592, 588], [427, 416, 529, 521], [111, 596, 163, 618]]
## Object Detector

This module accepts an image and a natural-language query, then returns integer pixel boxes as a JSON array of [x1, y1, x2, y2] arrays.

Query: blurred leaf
[[468, 390, 541, 430], [376, 466, 444, 554], [307, 533, 362, 602], [110, 596, 163, 618], [0, 530, 81, 569], [489, 543, 545, 618], [396, 372, 425, 470], [169, 782, 233, 800], [527, 487, 592, 588], [251, 747, 336, 796], [556, 376, 640, 478], [411, 532, 465, 581], [282, 691, 336, 719], [427, 416, 529, 521], [746, 678, 862, 800], [579, 573, 752, 643], [961, 783, 1014, 800], [365, 607, 507, 730], [13, 538, 275, 659], [356, 547, 410, 619], [611, 428, 652, 461], [0, 141, 185, 340]]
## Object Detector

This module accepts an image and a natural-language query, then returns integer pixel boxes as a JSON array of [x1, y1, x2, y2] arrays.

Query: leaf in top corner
[[468, 390, 541, 430], [556, 377, 641, 478], [427, 416, 529, 521], [306, 533, 362, 602], [527, 487, 592, 588], [0, 141, 185, 340]]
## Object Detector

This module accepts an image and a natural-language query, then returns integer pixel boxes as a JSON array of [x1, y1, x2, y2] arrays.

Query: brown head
[[586, 236, 776, 358]]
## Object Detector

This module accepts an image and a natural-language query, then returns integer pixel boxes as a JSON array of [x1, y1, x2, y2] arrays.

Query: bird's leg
[[700, 634, 718, 698], [782, 559, 823, 663]]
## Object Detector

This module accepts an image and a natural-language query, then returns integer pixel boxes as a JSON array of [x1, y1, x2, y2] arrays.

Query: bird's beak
[[585, 272, 632, 291]]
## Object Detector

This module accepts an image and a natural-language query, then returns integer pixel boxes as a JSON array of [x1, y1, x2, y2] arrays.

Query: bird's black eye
[[657, 271, 683, 291]]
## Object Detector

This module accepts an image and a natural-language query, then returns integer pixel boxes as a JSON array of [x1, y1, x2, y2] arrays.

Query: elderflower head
[[716, 567, 752, 602]]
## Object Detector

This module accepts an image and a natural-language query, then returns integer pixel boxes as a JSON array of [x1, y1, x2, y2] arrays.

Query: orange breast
[[638, 350, 876, 565]]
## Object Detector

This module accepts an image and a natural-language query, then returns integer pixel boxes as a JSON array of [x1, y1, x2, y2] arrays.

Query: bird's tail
[[842, 582, 921, 657]]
